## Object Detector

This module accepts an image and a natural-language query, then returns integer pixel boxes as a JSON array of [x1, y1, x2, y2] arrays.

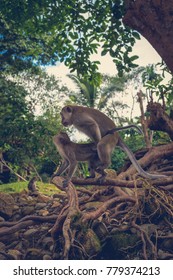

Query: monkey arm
[[75, 115, 102, 142], [88, 122, 102, 142]]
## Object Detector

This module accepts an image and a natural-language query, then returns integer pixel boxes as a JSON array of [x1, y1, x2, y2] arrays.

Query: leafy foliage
[[68, 73, 127, 115], [1, 0, 140, 81], [141, 64, 173, 118], [0, 75, 63, 182], [13, 70, 69, 114]]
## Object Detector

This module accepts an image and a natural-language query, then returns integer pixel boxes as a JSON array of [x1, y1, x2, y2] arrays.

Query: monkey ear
[[66, 106, 72, 113]]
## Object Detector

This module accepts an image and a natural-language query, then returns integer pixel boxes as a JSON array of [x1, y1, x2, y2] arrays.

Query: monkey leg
[[97, 142, 111, 170], [97, 135, 117, 168], [96, 168, 107, 183], [86, 160, 97, 178], [62, 159, 77, 187], [51, 160, 69, 179], [86, 167, 96, 178], [87, 155, 103, 179]]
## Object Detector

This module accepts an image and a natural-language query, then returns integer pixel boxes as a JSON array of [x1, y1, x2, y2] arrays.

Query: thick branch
[[0, 215, 57, 228], [70, 176, 173, 188], [82, 195, 136, 223], [0, 215, 57, 239], [147, 102, 173, 140], [123, 0, 173, 73], [137, 90, 152, 148]]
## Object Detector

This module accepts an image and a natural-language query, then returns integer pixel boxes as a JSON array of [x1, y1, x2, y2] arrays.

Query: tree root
[[0, 150, 172, 259], [50, 175, 173, 260], [50, 178, 81, 259], [131, 221, 157, 260]]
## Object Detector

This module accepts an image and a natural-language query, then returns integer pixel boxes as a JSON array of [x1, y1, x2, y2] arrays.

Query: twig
[[0, 158, 27, 182]]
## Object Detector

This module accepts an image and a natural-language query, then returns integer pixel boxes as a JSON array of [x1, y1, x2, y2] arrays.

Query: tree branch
[[123, 0, 173, 73]]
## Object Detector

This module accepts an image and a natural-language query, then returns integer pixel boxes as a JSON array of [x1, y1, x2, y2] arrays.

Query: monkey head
[[60, 106, 73, 127], [53, 132, 71, 146]]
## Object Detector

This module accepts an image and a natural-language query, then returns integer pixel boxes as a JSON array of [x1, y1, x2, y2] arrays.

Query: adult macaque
[[60, 105, 166, 180], [52, 132, 101, 187]]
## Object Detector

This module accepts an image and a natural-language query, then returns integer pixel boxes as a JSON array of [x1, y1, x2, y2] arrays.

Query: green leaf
[[130, 55, 139, 62], [110, 49, 116, 57], [101, 49, 108, 56], [132, 31, 140, 40]]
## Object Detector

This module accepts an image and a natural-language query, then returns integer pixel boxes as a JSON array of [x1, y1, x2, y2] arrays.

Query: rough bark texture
[[147, 102, 173, 140], [137, 91, 152, 148], [123, 0, 173, 73]]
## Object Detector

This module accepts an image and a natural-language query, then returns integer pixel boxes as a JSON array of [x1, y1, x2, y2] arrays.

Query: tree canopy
[[1, 0, 140, 82]]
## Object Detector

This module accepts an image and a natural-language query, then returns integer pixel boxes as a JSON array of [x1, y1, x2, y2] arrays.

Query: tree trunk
[[137, 90, 152, 148], [123, 0, 173, 73], [147, 102, 173, 140]]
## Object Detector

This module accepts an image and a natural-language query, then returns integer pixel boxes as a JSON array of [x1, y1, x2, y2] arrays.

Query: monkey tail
[[105, 125, 143, 136], [118, 139, 167, 179]]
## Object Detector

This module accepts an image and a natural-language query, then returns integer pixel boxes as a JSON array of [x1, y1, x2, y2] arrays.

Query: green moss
[[0, 181, 59, 196], [0, 181, 28, 193], [81, 229, 101, 256], [111, 232, 139, 250]]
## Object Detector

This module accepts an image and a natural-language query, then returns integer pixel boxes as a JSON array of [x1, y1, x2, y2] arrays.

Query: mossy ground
[[0, 181, 59, 196]]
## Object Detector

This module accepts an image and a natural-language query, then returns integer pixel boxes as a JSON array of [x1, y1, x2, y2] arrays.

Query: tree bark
[[137, 90, 152, 148], [147, 102, 173, 140], [123, 0, 173, 73]]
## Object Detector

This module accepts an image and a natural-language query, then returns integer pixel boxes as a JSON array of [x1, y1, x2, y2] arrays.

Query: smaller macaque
[[52, 132, 101, 187], [52, 124, 143, 187]]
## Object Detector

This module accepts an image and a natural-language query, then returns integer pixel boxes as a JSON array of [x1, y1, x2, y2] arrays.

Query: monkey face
[[60, 106, 73, 126]]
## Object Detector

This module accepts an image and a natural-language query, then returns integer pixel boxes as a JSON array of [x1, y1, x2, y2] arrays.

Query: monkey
[[28, 176, 38, 193], [52, 125, 144, 187], [60, 105, 166, 180], [51, 132, 101, 187]]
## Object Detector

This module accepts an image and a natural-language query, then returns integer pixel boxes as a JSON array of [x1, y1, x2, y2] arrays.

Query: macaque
[[52, 132, 101, 187], [60, 105, 166, 180], [52, 124, 142, 187], [28, 176, 38, 193]]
